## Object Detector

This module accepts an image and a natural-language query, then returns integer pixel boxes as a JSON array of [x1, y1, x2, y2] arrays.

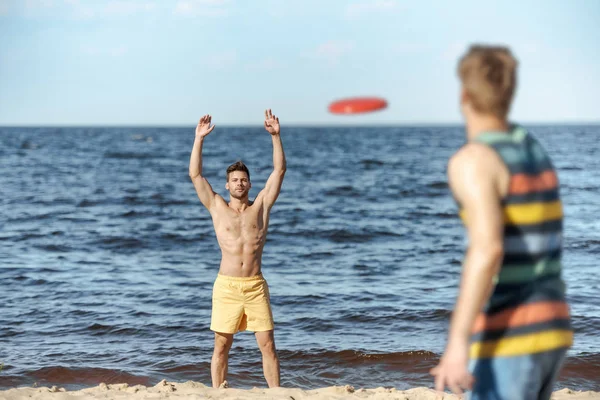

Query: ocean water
[[0, 125, 598, 391]]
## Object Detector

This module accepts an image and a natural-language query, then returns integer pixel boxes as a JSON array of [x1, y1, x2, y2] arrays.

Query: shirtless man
[[188, 109, 286, 388]]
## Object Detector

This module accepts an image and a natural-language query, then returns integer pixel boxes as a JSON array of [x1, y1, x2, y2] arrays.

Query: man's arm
[[431, 143, 505, 395], [260, 109, 286, 207], [189, 114, 218, 210]]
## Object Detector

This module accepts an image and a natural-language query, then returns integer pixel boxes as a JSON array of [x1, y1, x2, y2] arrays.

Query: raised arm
[[189, 114, 219, 210], [260, 109, 286, 207]]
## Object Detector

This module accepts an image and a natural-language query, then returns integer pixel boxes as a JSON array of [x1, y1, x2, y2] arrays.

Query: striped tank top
[[458, 126, 573, 359]]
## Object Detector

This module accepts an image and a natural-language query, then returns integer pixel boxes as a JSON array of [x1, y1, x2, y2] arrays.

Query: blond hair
[[458, 45, 518, 119]]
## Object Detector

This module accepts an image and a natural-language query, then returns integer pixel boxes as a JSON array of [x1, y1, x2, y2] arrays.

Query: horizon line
[[1, 120, 600, 129]]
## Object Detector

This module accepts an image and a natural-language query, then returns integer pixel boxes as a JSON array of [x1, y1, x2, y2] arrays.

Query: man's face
[[226, 171, 251, 199]]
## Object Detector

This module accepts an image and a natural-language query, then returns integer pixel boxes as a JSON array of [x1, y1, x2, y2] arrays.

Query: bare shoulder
[[252, 190, 268, 206], [246, 194, 271, 215], [208, 194, 228, 214], [449, 142, 509, 202], [449, 142, 503, 175]]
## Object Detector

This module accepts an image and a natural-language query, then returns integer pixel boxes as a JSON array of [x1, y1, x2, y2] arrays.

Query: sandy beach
[[1, 381, 599, 400]]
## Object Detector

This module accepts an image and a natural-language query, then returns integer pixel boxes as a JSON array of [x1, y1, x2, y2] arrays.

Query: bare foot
[[218, 380, 229, 389]]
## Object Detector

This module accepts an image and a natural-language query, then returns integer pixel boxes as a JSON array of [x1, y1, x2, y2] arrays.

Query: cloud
[[173, 0, 229, 17], [307, 40, 354, 66], [345, 0, 399, 19], [17, 0, 56, 15], [109, 45, 128, 56], [0, 0, 10, 15], [104, 1, 156, 16], [25, 0, 55, 9], [62, 0, 157, 19], [263, 0, 289, 19], [0, 0, 59, 17]]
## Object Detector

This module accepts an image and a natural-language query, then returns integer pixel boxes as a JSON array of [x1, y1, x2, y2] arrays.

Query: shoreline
[[1, 381, 599, 400]]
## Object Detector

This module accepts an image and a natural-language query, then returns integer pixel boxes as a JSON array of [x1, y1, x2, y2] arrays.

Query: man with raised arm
[[188, 109, 286, 389]]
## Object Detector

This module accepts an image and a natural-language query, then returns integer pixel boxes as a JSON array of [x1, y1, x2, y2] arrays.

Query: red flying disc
[[328, 97, 388, 114]]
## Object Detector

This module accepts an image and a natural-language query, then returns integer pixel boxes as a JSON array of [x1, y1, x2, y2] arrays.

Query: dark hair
[[226, 161, 250, 181]]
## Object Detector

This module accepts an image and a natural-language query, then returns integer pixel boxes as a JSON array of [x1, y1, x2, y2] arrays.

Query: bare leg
[[211, 332, 234, 388], [255, 330, 280, 388]]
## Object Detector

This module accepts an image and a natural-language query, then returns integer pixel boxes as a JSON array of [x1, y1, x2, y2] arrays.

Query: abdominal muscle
[[216, 233, 266, 277], [211, 199, 270, 278]]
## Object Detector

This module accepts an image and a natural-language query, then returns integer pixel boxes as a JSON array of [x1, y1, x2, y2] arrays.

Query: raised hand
[[264, 109, 280, 135], [196, 114, 215, 139]]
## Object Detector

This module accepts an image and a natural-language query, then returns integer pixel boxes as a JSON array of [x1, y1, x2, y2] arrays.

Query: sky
[[0, 0, 599, 126]]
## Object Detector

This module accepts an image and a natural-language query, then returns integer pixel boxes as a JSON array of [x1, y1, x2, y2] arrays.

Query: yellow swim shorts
[[210, 273, 274, 334]]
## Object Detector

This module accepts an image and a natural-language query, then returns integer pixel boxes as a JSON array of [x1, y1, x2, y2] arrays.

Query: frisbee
[[328, 97, 388, 114]]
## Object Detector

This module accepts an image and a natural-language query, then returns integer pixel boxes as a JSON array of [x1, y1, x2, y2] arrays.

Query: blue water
[[0, 125, 598, 390]]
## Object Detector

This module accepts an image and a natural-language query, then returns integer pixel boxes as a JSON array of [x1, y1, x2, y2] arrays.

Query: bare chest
[[215, 207, 267, 241]]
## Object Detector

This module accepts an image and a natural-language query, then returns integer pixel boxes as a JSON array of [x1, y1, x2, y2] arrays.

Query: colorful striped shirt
[[458, 126, 573, 359]]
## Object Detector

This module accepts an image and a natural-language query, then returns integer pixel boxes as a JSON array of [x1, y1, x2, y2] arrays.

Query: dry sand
[[0, 381, 598, 400]]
